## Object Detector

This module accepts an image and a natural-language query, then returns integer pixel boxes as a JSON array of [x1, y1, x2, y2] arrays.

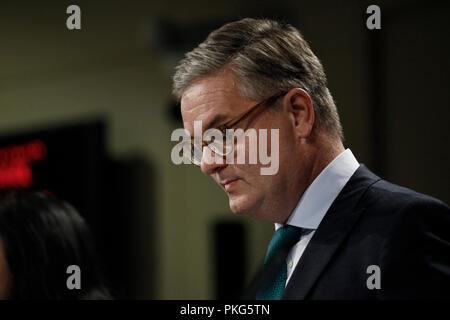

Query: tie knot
[[264, 225, 302, 264]]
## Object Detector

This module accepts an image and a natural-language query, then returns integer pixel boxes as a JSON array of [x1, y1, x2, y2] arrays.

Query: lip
[[220, 178, 240, 191]]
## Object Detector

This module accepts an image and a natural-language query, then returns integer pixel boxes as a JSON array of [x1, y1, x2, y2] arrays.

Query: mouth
[[220, 178, 240, 191]]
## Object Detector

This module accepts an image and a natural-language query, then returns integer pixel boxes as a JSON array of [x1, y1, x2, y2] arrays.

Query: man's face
[[181, 69, 302, 222]]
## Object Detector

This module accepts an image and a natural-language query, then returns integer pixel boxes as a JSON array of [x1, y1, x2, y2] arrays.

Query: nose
[[200, 146, 227, 175]]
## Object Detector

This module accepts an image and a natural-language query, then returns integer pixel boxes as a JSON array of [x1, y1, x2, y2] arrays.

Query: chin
[[228, 200, 242, 215], [228, 196, 247, 214], [228, 193, 259, 216]]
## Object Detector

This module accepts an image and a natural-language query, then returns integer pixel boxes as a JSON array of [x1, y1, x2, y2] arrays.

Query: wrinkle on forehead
[[182, 88, 231, 117], [181, 69, 255, 136], [181, 94, 219, 132], [181, 68, 240, 112]]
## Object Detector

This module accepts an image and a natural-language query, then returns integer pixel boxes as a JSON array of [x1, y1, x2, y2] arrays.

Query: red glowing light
[[0, 139, 47, 188]]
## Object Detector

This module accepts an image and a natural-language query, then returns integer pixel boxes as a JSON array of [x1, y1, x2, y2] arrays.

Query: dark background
[[0, 0, 448, 299]]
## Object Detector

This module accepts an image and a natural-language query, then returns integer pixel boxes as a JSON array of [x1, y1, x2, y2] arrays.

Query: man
[[172, 18, 449, 299]]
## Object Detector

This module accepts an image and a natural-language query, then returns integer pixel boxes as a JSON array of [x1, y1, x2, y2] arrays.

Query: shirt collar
[[275, 149, 359, 231]]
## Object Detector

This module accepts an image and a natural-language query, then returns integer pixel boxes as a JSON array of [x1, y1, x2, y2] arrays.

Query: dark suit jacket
[[281, 165, 450, 299]]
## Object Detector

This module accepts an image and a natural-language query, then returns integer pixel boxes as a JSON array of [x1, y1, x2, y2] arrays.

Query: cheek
[[230, 130, 282, 176], [230, 131, 256, 165], [276, 123, 296, 154], [264, 115, 293, 158]]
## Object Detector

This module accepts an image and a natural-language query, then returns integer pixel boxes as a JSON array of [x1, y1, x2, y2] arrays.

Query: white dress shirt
[[274, 148, 360, 285]]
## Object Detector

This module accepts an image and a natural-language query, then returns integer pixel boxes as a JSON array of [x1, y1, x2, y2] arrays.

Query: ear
[[282, 88, 315, 138]]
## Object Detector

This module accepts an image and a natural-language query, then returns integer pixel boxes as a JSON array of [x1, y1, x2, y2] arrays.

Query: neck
[[279, 135, 344, 224], [307, 138, 344, 189]]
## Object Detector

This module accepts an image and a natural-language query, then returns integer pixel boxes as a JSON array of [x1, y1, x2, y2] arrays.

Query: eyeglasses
[[182, 92, 286, 166]]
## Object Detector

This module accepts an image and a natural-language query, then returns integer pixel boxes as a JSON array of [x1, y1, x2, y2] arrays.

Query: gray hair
[[172, 18, 343, 140]]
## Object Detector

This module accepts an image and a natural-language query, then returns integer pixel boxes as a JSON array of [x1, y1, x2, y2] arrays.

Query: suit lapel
[[282, 165, 381, 299]]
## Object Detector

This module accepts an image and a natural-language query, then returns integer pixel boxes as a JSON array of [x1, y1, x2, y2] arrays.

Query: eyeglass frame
[[186, 91, 287, 166]]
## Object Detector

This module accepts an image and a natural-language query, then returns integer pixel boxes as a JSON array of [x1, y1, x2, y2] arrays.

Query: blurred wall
[[1, 0, 448, 299]]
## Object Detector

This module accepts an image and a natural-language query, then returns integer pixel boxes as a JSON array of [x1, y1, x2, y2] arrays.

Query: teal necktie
[[256, 225, 302, 300]]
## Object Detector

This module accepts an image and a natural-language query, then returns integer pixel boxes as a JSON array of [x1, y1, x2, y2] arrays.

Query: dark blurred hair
[[0, 189, 112, 299]]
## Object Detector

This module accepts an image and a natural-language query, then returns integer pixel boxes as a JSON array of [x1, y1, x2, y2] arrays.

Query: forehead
[[180, 70, 253, 134]]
